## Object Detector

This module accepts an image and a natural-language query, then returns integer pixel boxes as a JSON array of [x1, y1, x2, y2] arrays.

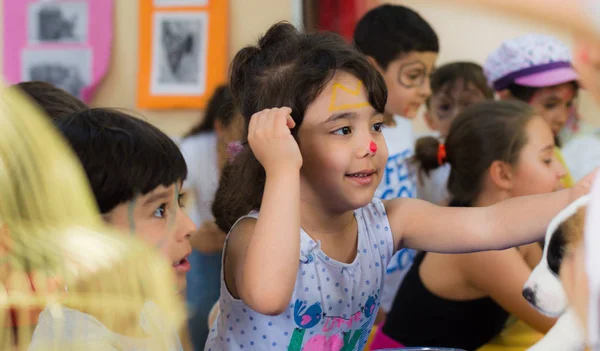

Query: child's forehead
[[391, 51, 438, 70], [535, 83, 577, 100], [138, 183, 181, 203], [304, 73, 374, 124], [322, 74, 370, 111], [435, 79, 484, 97]]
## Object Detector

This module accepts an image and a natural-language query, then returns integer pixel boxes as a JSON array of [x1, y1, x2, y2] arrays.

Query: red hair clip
[[437, 143, 447, 166]]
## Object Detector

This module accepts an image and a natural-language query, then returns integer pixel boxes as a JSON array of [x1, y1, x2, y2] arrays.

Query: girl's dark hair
[[185, 85, 235, 137], [414, 100, 536, 206], [212, 22, 387, 232], [507, 83, 539, 103], [429, 62, 494, 103], [14, 81, 88, 120]]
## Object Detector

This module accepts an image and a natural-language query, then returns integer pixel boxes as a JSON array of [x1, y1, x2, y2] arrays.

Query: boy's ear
[[488, 160, 514, 191]]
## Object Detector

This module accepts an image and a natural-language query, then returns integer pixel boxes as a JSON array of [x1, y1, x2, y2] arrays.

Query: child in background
[[205, 22, 593, 351], [13, 81, 88, 120], [484, 34, 579, 188], [30, 108, 196, 350], [180, 85, 244, 350], [372, 101, 560, 350], [418, 62, 494, 205], [353, 4, 438, 317]]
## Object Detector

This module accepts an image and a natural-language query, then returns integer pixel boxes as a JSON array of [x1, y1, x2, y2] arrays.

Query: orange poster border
[[137, 0, 228, 109]]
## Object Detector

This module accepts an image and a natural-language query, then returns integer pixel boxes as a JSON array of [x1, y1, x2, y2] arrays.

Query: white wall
[[390, 0, 600, 133]]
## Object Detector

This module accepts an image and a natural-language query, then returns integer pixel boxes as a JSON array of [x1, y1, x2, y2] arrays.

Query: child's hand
[[248, 107, 302, 173], [571, 168, 599, 203]]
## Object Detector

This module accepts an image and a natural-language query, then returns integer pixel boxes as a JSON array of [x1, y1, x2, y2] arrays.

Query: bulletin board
[[137, 0, 228, 109], [3, 0, 114, 103]]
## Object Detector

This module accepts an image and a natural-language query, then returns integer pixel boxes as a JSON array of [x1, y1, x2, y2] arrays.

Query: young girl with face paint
[[484, 34, 579, 188], [371, 101, 564, 350], [207, 22, 595, 351]]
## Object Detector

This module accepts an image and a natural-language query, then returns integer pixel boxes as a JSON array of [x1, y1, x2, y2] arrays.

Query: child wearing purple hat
[[484, 34, 579, 187]]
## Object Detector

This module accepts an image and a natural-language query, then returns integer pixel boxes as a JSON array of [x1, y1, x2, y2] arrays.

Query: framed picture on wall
[[27, 1, 89, 44], [21, 48, 92, 99], [3, 0, 114, 103], [138, 0, 228, 109], [150, 12, 208, 96]]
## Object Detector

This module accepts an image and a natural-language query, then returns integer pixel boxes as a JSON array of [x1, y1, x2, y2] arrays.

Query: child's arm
[[385, 171, 595, 253], [458, 245, 556, 333], [224, 107, 302, 316]]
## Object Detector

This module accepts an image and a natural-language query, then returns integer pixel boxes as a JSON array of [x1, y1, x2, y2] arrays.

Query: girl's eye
[[154, 204, 166, 218], [544, 102, 558, 110], [333, 126, 352, 135], [371, 123, 384, 132], [543, 159, 552, 165]]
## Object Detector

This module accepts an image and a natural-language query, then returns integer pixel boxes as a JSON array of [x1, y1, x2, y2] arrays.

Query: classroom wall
[[0, 0, 293, 137], [2, 1, 597, 136], [92, 0, 293, 136], [390, 0, 600, 133]]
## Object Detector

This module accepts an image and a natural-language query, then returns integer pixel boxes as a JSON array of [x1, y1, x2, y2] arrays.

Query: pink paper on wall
[[3, 0, 114, 103]]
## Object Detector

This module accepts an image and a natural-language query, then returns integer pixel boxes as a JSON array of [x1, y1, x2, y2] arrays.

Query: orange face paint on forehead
[[328, 80, 370, 112]]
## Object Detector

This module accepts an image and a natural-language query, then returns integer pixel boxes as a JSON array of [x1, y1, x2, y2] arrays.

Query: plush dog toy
[[522, 195, 589, 350]]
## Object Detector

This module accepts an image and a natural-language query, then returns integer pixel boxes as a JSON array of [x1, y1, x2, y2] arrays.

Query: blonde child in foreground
[[205, 22, 596, 351]]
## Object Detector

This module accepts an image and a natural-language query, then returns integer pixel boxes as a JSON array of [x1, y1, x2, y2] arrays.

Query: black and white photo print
[[150, 12, 207, 96], [21, 48, 92, 99], [27, 1, 88, 44], [154, 0, 208, 7]]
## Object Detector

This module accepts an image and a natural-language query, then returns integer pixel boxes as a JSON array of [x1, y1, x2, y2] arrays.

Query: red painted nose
[[369, 141, 377, 153]]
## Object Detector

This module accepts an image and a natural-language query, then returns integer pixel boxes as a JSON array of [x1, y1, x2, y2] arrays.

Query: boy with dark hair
[[30, 108, 195, 350], [13, 81, 88, 120], [354, 4, 439, 317]]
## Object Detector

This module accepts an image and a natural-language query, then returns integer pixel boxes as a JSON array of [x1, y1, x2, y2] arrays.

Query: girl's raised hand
[[248, 107, 302, 174]]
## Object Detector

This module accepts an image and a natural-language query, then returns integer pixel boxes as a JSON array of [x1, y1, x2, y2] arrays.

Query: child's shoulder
[[356, 198, 389, 224]]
